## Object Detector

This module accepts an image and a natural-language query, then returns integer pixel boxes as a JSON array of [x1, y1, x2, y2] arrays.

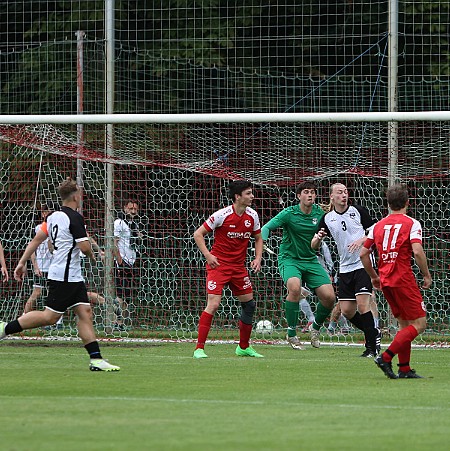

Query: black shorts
[[46, 280, 90, 314], [115, 261, 139, 299], [337, 268, 372, 301]]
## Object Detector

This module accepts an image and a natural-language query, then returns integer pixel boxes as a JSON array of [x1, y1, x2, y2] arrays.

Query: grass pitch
[[0, 341, 449, 451]]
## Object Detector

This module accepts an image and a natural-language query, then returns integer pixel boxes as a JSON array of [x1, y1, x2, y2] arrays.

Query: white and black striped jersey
[[34, 224, 52, 272], [318, 205, 375, 273], [42, 206, 90, 282]]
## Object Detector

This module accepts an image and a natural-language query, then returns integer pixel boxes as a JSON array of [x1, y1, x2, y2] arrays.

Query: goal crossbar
[[1, 111, 450, 124]]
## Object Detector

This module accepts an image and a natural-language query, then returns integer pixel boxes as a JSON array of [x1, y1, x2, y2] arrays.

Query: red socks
[[196, 311, 213, 349], [382, 325, 418, 371], [239, 320, 253, 350]]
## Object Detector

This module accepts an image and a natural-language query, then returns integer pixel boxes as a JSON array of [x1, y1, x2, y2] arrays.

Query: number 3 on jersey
[[382, 224, 402, 250]]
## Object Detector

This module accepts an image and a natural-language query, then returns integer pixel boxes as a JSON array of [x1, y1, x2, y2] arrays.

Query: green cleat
[[235, 345, 264, 358], [193, 348, 208, 359]]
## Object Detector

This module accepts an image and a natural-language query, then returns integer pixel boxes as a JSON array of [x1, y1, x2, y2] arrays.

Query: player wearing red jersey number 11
[[361, 184, 432, 379]]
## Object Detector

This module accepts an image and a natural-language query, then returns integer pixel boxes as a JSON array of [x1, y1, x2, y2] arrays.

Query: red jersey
[[203, 205, 261, 267], [364, 213, 423, 287]]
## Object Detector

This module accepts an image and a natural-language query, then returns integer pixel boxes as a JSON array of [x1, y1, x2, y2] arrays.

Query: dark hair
[[386, 184, 409, 211], [296, 181, 317, 194], [58, 178, 79, 201], [228, 180, 252, 202], [123, 199, 139, 207]]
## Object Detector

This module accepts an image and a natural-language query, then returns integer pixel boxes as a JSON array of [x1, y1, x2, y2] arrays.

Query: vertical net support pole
[[387, 0, 399, 188], [103, 0, 116, 333], [76, 30, 85, 214], [386, 0, 399, 333]]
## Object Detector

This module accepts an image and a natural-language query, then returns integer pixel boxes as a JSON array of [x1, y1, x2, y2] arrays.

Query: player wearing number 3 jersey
[[361, 184, 431, 379], [312, 183, 380, 358]]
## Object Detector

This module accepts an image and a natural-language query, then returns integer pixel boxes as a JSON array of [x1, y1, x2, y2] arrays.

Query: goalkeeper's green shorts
[[279, 259, 331, 290]]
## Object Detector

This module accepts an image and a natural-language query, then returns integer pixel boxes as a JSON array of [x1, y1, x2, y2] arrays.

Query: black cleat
[[398, 369, 424, 379], [360, 349, 377, 358], [374, 355, 398, 379]]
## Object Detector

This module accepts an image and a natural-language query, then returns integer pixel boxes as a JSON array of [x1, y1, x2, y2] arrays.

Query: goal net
[[0, 117, 448, 345], [1, 0, 449, 346]]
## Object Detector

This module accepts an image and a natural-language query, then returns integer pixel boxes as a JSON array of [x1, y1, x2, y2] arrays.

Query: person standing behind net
[[361, 184, 431, 379], [312, 183, 381, 357], [193, 180, 263, 359], [113, 200, 141, 330], [261, 181, 335, 349], [0, 178, 120, 372]]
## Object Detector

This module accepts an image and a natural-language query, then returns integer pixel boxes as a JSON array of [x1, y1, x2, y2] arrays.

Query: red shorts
[[206, 266, 253, 296], [381, 284, 426, 320]]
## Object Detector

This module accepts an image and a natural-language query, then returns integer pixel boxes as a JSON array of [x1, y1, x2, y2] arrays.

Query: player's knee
[[240, 300, 256, 324], [415, 319, 427, 334], [289, 287, 303, 300], [78, 306, 93, 322]]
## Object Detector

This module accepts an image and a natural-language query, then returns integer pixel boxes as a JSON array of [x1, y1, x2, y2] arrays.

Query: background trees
[[0, 1, 448, 114]]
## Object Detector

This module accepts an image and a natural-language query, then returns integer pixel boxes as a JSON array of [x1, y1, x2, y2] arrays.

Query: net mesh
[[0, 121, 448, 344], [0, 0, 449, 344]]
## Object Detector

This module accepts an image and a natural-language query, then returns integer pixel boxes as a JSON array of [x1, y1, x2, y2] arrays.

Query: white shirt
[[44, 207, 89, 282], [114, 216, 138, 265], [34, 224, 52, 272], [319, 205, 375, 273]]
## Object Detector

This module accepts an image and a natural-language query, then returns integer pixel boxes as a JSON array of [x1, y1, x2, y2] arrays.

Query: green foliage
[[0, 1, 448, 114]]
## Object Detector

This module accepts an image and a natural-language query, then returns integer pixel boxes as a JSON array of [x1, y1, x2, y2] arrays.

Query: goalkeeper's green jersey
[[261, 203, 324, 262]]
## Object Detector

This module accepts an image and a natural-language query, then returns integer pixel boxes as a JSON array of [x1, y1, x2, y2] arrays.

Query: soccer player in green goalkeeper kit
[[262, 181, 335, 349]]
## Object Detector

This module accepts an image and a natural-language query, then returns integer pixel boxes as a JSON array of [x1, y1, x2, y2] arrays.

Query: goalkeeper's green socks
[[312, 303, 333, 331], [285, 301, 300, 337]]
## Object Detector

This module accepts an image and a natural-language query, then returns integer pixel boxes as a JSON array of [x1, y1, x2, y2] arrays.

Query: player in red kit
[[193, 180, 263, 358], [360, 184, 432, 379]]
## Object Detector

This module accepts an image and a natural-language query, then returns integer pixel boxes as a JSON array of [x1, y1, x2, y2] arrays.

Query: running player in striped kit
[[0, 178, 119, 371]]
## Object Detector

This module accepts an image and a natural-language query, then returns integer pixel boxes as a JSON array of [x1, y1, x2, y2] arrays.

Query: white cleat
[[286, 334, 305, 350], [309, 324, 321, 348], [89, 359, 120, 372]]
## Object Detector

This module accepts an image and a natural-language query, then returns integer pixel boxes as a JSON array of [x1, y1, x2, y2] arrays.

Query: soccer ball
[[255, 320, 274, 335]]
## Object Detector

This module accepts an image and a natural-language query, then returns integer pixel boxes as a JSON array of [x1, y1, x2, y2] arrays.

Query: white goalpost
[[0, 112, 448, 346], [1, 111, 450, 123]]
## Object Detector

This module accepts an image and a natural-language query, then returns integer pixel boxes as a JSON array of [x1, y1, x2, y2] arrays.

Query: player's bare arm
[[78, 239, 96, 264], [347, 235, 367, 253], [360, 246, 381, 289], [311, 228, 327, 250], [89, 234, 105, 259], [193, 224, 220, 268], [14, 229, 48, 282], [0, 241, 9, 282], [30, 253, 42, 276], [250, 233, 263, 272], [412, 242, 432, 289]]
